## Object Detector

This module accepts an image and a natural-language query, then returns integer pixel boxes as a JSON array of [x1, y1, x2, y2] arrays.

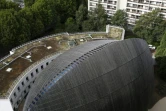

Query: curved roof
[[23, 39, 154, 111]]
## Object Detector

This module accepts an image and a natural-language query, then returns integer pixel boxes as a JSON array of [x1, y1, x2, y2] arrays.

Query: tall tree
[[156, 32, 166, 57], [65, 17, 79, 32], [133, 9, 166, 44], [155, 32, 166, 81], [54, 0, 77, 23], [24, 0, 36, 7], [82, 4, 108, 31], [111, 9, 128, 29], [0, 0, 20, 10], [0, 9, 19, 47], [76, 4, 88, 30]]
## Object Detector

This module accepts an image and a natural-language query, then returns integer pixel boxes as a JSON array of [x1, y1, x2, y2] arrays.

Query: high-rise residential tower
[[88, 0, 166, 25]]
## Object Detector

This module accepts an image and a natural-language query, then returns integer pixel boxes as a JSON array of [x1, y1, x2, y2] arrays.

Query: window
[[22, 81, 24, 86], [37, 94, 41, 98], [46, 62, 49, 65], [26, 77, 29, 82], [10, 99, 13, 104], [31, 73, 34, 78], [32, 101, 35, 105], [17, 101, 19, 105], [35, 97, 38, 101], [41, 65, 44, 70], [17, 87, 20, 92], [14, 92, 17, 97], [36, 69, 38, 73], [24, 90, 26, 94], [28, 85, 31, 89]]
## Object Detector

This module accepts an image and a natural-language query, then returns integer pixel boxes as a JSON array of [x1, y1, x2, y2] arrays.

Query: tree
[[156, 32, 166, 57], [65, 17, 79, 32], [82, 17, 95, 31], [24, 0, 36, 7], [82, 4, 108, 31], [155, 32, 166, 82], [53, 0, 77, 23], [0, 9, 19, 47], [0, 0, 84, 49], [133, 9, 166, 44], [0, 0, 20, 10], [76, 0, 88, 9], [111, 10, 128, 29], [76, 4, 88, 30]]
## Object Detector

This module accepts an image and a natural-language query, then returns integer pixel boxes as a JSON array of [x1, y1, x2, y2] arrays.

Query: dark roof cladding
[[23, 39, 154, 111]]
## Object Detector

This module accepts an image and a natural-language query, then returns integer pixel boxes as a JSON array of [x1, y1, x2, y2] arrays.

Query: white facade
[[88, 0, 166, 25], [0, 99, 13, 111]]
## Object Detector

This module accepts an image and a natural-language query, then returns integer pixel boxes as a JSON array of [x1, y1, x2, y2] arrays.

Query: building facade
[[0, 26, 125, 111], [88, 0, 166, 25], [23, 38, 154, 111]]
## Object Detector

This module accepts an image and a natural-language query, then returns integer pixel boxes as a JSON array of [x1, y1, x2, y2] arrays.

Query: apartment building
[[88, 0, 166, 25]]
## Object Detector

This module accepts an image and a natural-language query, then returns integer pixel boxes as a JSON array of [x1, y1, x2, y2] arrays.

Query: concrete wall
[[118, 0, 127, 10], [0, 99, 13, 111]]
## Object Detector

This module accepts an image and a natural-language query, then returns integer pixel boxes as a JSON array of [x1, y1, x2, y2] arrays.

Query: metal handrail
[[0, 32, 107, 63]]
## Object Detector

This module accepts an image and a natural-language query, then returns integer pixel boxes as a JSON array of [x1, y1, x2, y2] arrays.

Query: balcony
[[108, 1, 117, 5], [128, 0, 138, 2], [127, 3, 138, 8], [138, 5, 143, 9], [162, 3, 166, 7], [137, 11, 142, 14]]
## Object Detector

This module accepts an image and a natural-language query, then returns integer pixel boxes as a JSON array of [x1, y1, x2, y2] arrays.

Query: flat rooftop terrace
[[0, 32, 113, 97]]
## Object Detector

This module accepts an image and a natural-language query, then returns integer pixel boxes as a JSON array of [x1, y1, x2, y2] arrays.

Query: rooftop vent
[[6, 68, 12, 72], [80, 39, 84, 42], [26, 55, 31, 59], [47, 46, 52, 50]]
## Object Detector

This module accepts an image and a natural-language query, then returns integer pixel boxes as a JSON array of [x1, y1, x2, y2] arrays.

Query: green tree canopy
[[24, 0, 36, 7], [76, 4, 88, 30], [111, 9, 128, 29], [82, 4, 108, 31], [0, 0, 86, 49], [156, 32, 166, 57], [0, 0, 20, 10], [133, 9, 166, 44], [0, 9, 19, 47], [154, 30, 166, 82], [65, 17, 79, 32]]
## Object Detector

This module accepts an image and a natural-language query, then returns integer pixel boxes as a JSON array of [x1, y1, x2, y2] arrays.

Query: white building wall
[[0, 99, 13, 111], [118, 0, 127, 10], [88, 0, 166, 25]]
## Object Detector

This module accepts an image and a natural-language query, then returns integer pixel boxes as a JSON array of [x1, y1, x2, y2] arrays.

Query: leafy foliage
[[0, 0, 20, 10], [156, 32, 166, 57], [155, 32, 166, 82], [111, 10, 128, 29], [65, 17, 79, 32], [24, 0, 36, 7], [0, 0, 79, 49], [76, 4, 88, 30], [82, 4, 108, 31], [156, 57, 166, 81], [133, 9, 166, 44]]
